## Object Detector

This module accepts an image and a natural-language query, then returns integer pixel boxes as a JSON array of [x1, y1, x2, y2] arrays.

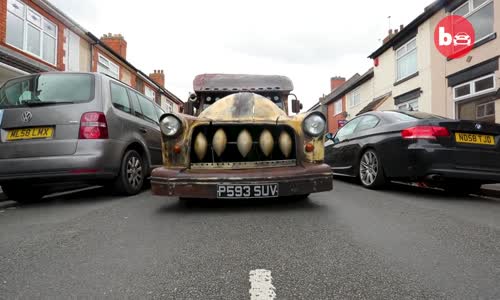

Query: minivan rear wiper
[[21, 100, 75, 107]]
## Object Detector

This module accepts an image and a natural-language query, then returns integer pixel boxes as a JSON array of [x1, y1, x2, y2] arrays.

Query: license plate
[[7, 127, 54, 141], [455, 132, 495, 145], [217, 183, 279, 199]]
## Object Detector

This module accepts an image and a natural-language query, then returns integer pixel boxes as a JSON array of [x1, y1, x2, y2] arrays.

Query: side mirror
[[183, 101, 194, 116], [292, 99, 302, 113]]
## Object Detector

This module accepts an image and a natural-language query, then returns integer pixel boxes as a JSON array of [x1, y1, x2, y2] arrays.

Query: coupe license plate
[[455, 132, 495, 146], [217, 183, 279, 199], [7, 127, 54, 141]]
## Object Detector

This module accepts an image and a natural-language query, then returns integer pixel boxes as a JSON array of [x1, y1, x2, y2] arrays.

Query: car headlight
[[160, 114, 182, 137], [303, 113, 326, 137]]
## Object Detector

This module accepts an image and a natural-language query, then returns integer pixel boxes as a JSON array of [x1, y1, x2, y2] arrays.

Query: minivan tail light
[[401, 126, 450, 140], [79, 112, 108, 139]]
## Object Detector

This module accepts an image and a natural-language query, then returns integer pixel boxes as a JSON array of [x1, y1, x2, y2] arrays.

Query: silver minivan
[[0, 72, 167, 203]]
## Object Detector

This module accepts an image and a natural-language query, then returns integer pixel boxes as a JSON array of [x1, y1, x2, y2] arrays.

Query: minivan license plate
[[7, 127, 54, 141], [217, 183, 279, 199]]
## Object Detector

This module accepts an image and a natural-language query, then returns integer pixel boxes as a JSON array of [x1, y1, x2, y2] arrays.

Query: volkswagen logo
[[475, 123, 482, 130], [21, 111, 33, 123]]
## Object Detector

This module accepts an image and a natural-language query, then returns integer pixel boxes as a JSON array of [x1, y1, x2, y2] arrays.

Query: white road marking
[[249, 269, 276, 300]]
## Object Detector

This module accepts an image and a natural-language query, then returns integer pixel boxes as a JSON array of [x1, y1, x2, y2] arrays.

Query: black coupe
[[325, 111, 500, 194]]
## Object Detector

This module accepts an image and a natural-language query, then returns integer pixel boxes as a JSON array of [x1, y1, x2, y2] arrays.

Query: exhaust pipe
[[426, 174, 444, 181]]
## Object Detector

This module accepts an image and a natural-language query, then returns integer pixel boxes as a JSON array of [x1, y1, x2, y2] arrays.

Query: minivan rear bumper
[[0, 140, 124, 184]]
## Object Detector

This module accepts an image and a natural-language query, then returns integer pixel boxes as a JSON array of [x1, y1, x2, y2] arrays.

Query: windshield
[[0, 74, 94, 108], [201, 93, 285, 111]]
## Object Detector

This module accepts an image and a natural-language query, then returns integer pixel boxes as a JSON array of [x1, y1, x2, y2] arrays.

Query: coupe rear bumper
[[405, 146, 500, 183], [151, 163, 333, 199]]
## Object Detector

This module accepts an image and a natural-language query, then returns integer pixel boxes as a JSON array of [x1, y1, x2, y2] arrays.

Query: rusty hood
[[198, 92, 288, 122]]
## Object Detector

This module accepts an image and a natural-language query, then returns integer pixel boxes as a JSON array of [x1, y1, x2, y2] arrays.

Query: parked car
[[0, 72, 166, 203], [325, 110, 500, 194]]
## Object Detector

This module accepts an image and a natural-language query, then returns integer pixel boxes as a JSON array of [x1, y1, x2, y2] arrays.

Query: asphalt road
[[1, 179, 500, 299]]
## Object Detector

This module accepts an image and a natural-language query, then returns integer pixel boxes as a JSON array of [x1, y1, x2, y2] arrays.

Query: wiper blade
[[22, 100, 75, 107]]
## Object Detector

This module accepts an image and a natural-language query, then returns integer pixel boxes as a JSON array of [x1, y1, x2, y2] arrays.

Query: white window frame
[[144, 86, 156, 100], [349, 88, 361, 108], [452, 73, 496, 101], [452, 0, 494, 44], [164, 101, 173, 113], [396, 98, 419, 111], [97, 54, 119, 79], [395, 37, 418, 81], [476, 101, 495, 119], [6, 0, 58, 65], [334, 100, 342, 115]]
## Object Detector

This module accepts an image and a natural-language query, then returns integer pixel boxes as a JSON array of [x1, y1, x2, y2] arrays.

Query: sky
[[49, 0, 432, 110]]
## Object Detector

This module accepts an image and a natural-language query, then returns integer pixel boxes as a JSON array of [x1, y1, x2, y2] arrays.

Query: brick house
[[365, 0, 498, 123], [0, 0, 183, 111]]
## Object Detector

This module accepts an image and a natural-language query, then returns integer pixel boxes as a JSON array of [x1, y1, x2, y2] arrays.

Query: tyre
[[358, 149, 386, 189], [2, 184, 45, 204], [113, 150, 145, 195]]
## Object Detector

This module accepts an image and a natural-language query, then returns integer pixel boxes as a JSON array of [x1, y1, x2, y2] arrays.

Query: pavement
[[1, 179, 500, 299]]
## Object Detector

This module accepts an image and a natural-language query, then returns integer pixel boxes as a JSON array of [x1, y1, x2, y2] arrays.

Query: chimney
[[101, 33, 127, 59], [383, 25, 404, 44], [330, 76, 346, 92], [149, 70, 165, 87]]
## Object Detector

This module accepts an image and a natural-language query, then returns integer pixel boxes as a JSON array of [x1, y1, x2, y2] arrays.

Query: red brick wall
[[326, 96, 346, 134], [0, 0, 66, 70], [101, 35, 127, 59], [0, 0, 7, 44]]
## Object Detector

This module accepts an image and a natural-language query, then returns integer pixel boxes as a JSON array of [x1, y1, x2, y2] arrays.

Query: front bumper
[[151, 163, 333, 199]]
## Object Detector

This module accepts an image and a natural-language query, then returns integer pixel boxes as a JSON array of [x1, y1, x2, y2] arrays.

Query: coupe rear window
[[0, 74, 94, 108]]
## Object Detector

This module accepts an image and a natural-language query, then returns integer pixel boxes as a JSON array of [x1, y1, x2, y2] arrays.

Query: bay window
[[145, 86, 156, 100], [97, 54, 119, 79], [6, 0, 58, 65], [453, 0, 494, 43], [397, 99, 419, 111], [349, 89, 361, 107], [453, 74, 496, 100], [334, 100, 342, 115], [396, 38, 417, 81]]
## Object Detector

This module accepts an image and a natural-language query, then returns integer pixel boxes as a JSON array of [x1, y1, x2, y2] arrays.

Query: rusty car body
[[151, 74, 333, 199]]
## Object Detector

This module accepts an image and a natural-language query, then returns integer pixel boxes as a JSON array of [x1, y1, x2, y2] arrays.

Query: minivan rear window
[[0, 74, 94, 108]]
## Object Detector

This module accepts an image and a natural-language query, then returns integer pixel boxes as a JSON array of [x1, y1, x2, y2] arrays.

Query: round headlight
[[160, 115, 182, 137], [303, 113, 326, 137]]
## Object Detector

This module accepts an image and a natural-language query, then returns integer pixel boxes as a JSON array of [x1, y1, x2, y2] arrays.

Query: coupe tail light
[[79, 112, 108, 139], [401, 126, 450, 140]]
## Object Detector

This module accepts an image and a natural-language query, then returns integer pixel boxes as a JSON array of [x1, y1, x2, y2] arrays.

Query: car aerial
[[453, 32, 471, 46], [0, 72, 167, 203], [324, 110, 500, 194], [151, 73, 333, 200]]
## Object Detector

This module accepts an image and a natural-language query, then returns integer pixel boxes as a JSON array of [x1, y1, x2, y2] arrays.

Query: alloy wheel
[[126, 156, 143, 189], [360, 151, 379, 186]]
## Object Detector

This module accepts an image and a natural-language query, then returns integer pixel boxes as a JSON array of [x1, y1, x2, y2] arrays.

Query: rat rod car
[[151, 74, 333, 199]]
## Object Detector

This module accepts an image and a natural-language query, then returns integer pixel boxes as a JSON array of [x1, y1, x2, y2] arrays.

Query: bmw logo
[[475, 123, 482, 130]]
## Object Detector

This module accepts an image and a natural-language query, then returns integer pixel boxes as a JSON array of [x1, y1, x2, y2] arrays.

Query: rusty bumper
[[151, 163, 333, 199]]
